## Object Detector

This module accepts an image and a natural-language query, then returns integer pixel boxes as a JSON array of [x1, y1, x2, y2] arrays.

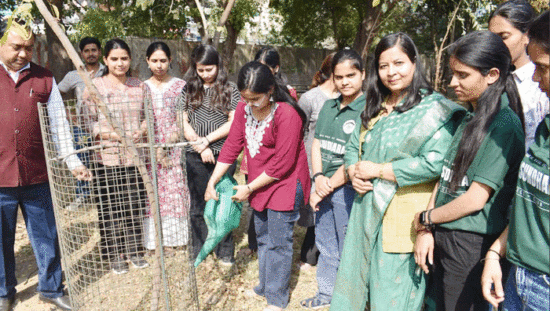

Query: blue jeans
[[315, 184, 354, 302], [503, 264, 550, 311], [73, 125, 90, 198], [0, 183, 63, 299], [254, 181, 302, 309]]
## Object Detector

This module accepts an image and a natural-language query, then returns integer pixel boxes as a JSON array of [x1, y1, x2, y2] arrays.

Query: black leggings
[[186, 152, 236, 260], [95, 164, 146, 261]]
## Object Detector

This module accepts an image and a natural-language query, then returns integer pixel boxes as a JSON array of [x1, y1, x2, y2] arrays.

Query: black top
[[177, 82, 240, 154]]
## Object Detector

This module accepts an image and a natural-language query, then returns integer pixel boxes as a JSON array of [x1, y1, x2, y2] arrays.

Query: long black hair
[[184, 44, 232, 114], [332, 49, 364, 81], [528, 10, 549, 53], [237, 61, 306, 129], [146, 41, 171, 77], [102, 38, 131, 77], [254, 46, 292, 97], [361, 32, 432, 129], [310, 52, 336, 89], [448, 31, 524, 191], [146, 41, 171, 59], [489, 0, 536, 34]]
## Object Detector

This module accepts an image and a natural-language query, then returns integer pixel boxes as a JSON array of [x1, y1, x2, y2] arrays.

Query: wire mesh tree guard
[[38, 95, 200, 311]]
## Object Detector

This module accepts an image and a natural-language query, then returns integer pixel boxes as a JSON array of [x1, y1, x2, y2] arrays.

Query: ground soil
[[11, 171, 329, 311]]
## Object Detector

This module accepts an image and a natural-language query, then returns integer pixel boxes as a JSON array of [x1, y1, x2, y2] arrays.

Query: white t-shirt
[[513, 62, 549, 150]]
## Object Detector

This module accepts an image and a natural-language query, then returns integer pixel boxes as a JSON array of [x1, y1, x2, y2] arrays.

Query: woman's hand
[[168, 131, 180, 144], [481, 258, 505, 308], [309, 191, 323, 211], [192, 136, 209, 153], [132, 129, 146, 143], [156, 148, 173, 168], [71, 165, 93, 181], [231, 185, 252, 203], [315, 175, 333, 197], [200, 148, 215, 164], [185, 130, 199, 142], [414, 230, 434, 274], [354, 161, 379, 180], [204, 182, 219, 202], [350, 175, 373, 195], [100, 131, 121, 142], [414, 211, 429, 232]]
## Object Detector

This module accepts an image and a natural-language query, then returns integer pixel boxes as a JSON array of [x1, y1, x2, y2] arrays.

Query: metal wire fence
[[38, 95, 199, 311]]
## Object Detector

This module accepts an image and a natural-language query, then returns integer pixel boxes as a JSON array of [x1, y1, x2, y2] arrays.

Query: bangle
[[246, 184, 253, 193], [205, 136, 211, 144], [379, 164, 385, 180], [487, 249, 501, 259], [312, 172, 324, 181]]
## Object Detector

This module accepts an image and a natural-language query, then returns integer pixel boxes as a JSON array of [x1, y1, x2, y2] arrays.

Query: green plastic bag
[[194, 174, 242, 267]]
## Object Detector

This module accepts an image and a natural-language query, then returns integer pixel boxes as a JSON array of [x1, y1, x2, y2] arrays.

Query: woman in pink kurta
[[82, 39, 150, 274], [205, 62, 310, 311], [143, 42, 191, 251]]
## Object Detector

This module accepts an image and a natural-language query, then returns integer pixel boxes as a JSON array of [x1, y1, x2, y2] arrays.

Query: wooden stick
[[33, 1, 166, 310]]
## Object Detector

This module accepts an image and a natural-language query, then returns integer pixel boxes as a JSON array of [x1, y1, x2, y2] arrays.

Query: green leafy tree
[[271, 0, 402, 61], [70, 0, 189, 45], [217, 0, 259, 66], [271, 0, 360, 49]]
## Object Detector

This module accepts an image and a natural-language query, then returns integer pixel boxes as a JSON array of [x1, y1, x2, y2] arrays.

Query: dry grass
[[12, 170, 329, 311], [193, 206, 327, 311]]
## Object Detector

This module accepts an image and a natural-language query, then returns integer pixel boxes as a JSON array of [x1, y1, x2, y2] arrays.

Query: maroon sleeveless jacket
[[0, 62, 53, 186]]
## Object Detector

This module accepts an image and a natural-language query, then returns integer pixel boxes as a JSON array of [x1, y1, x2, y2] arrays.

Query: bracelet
[[204, 136, 211, 144], [379, 164, 385, 180], [481, 257, 500, 263], [420, 210, 435, 230], [487, 249, 501, 258], [246, 184, 253, 193], [427, 209, 434, 226], [312, 172, 324, 181]]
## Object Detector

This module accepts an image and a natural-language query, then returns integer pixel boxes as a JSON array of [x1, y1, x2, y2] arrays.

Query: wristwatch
[[420, 210, 435, 230]]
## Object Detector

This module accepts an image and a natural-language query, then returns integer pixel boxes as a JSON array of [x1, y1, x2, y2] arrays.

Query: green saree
[[330, 92, 465, 311]]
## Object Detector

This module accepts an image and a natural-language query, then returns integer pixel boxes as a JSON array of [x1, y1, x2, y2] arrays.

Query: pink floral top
[[83, 76, 150, 166]]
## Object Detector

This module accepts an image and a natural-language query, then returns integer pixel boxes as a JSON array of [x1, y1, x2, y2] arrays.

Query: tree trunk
[[212, 0, 236, 49], [44, 0, 73, 82], [221, 21, 238, 71], [353, 0, 397, 63]]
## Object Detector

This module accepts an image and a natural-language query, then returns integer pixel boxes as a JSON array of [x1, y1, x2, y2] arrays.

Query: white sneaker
[[66, 197, 85, 211]]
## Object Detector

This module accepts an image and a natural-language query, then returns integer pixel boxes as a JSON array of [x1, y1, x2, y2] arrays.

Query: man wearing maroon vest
[[0, 20, 91, 311]]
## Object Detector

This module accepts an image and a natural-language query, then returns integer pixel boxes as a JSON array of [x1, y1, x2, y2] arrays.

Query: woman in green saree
[[329, 33, 466, 311]]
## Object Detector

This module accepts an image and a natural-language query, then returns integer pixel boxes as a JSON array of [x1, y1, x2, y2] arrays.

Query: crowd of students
[[57, 2, 548, 311]]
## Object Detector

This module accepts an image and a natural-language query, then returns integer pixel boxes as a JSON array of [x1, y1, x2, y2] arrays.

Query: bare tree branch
[[434, 0, 463, 91], [194, 0, 209, 43]]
